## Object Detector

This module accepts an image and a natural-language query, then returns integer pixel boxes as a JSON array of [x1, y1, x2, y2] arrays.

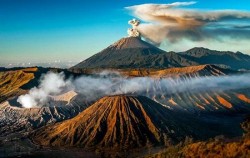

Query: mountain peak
[[109, 37, 156, 50]]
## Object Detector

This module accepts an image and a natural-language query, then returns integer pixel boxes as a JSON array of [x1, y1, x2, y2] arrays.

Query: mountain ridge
[[180, 47, 250, 70]]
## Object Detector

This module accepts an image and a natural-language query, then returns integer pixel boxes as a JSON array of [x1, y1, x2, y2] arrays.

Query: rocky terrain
[[0, 90, 90, 136]]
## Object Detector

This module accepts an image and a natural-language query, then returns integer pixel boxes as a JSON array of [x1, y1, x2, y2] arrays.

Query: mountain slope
[[72, 37, 197, 69], [31, 95, 213, 150], [180, 47, 250, 70]]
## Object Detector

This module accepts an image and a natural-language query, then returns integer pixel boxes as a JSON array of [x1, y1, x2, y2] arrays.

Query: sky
[[1, 0, 250, 67]]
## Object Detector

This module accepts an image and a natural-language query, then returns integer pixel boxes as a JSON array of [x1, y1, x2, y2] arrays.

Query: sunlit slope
[[118, 64, 234, 77], [0, 68, 37, 103]]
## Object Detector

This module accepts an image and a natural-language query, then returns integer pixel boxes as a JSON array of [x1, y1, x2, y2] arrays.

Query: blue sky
[[1, 0, 250, 66]]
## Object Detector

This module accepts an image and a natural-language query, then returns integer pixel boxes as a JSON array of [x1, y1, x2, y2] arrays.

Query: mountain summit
[[72, 37, 196, 69], [108, 37, 158, 49]]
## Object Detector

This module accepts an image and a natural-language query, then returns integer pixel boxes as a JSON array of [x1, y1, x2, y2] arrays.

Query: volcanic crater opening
[[12, 90, 78, 108]]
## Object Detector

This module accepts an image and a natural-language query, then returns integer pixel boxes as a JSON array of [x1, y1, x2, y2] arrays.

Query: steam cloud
[[126, 1, 250, 45], [17, 71, 250, 108], [17, 72, 72, 108]]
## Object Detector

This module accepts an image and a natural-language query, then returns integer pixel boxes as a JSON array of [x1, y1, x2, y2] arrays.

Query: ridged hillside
[[32, 95, 211, 150]]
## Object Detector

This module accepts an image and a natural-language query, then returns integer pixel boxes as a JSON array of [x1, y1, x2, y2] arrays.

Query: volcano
[[31, 95, 213, 150], [71, 37, 197, 69]]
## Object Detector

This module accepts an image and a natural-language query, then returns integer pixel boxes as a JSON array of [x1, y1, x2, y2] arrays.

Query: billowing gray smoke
[[126, 1, 250, 46], [17, 71, 250, 108]]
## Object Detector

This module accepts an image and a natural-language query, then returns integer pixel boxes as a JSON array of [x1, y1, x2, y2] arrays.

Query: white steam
[[17, 72, 72, 108], [17, 71, 250, 108]]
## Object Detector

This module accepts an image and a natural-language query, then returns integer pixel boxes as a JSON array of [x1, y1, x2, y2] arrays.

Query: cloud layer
[[126, 1, 250, 47], [17, 71, 250, 108]]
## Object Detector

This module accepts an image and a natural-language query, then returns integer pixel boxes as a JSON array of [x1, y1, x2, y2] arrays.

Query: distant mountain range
[[72, 37, 250, 70]]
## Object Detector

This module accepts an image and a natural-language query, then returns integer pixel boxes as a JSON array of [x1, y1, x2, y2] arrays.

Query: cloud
[[17, 71, 250, 108], [126, 1, 250, 46]]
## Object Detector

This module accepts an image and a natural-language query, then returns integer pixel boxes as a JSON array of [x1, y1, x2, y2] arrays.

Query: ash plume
[[126, 1, 250, 45], [128, 18, 140, 27], [17, 71, 250, 108], [127, 19, 141, 37]]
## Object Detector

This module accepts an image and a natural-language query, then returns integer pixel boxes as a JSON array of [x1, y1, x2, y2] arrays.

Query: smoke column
[[17, 71, 250, 108], [127, 19, 141, 37], [127, 18, 168, 45]]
